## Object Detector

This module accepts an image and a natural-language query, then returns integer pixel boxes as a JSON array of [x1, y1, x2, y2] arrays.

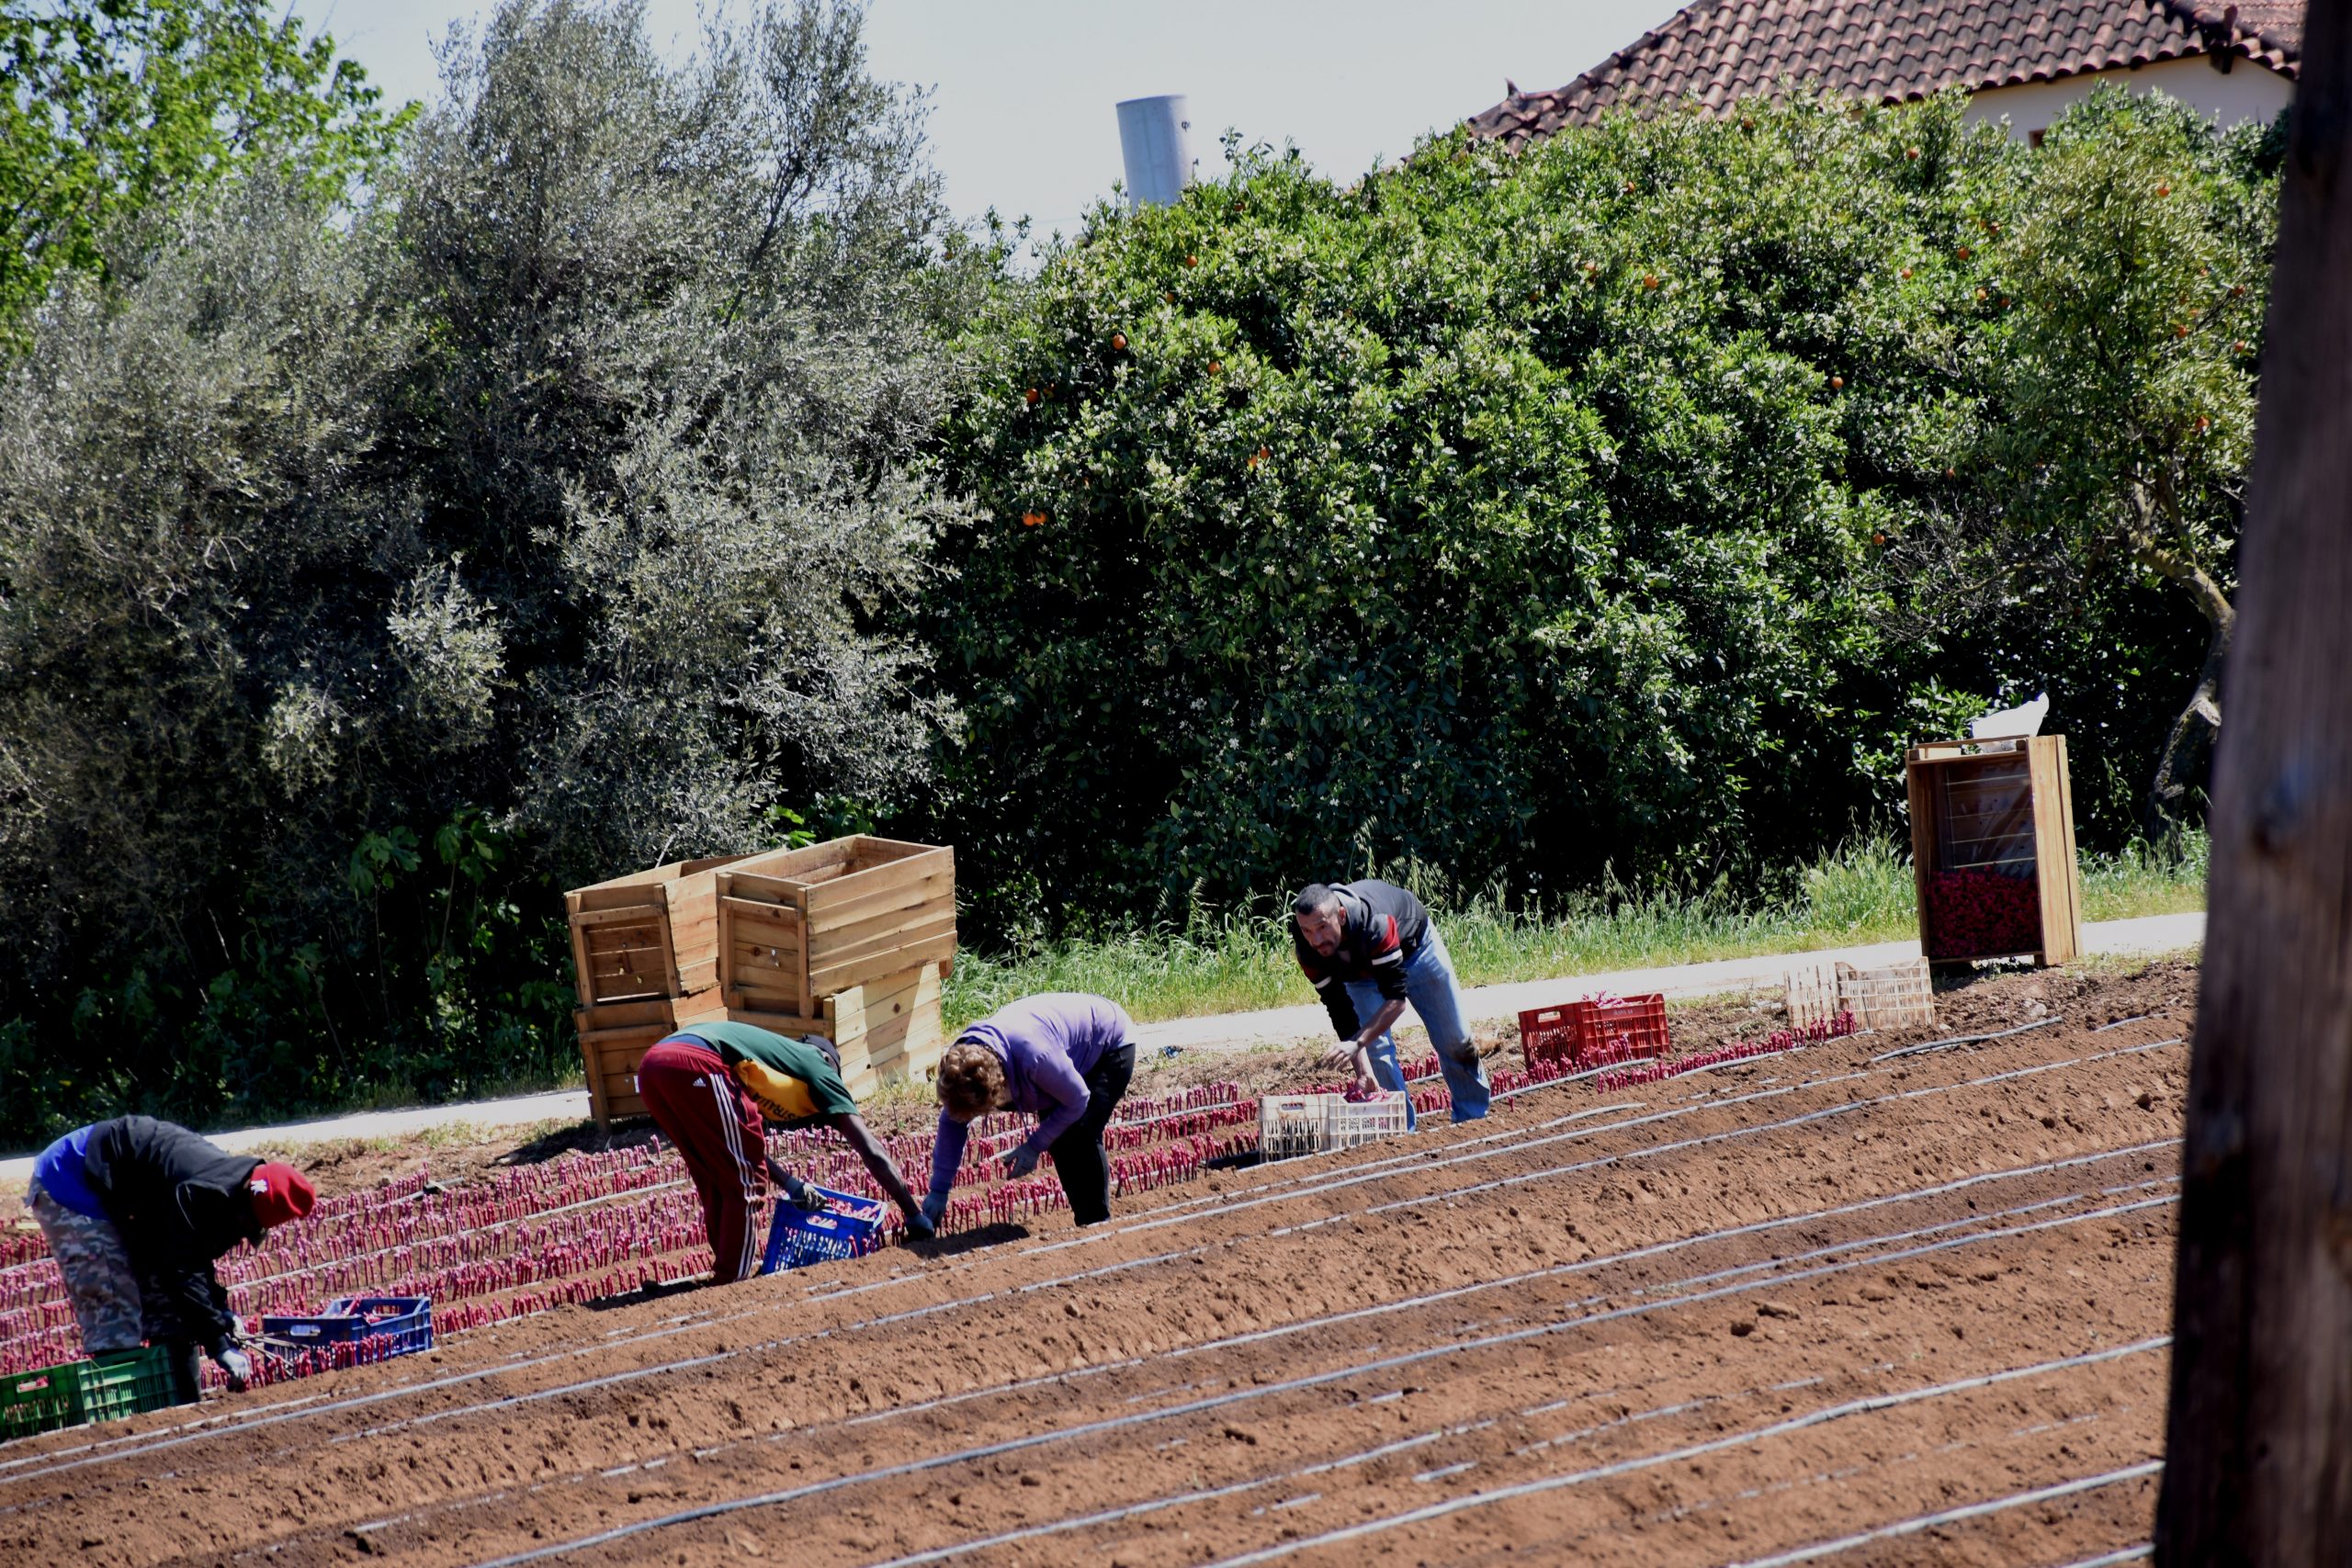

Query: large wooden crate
[[1905, 736, 2082, 968], [565, 836, 956, 1126]]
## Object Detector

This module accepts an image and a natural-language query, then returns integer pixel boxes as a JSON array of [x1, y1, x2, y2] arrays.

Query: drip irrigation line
[[1191, 1350, 2168, 1568], [1277, 1046, 2182, 1237], [317, 1151, 2189, 1558], [1871, 1013, 2065, 1063], [2092, 1013, 2165, 1034], [0, 1041, 2186, 1488], [1716, 1460, 2164, 1568], [295, 1165, 2186, 1477], [2048, 1547, 2153, 1568], [458, 1196, 2178, 1568], [833, 1160, 2179, 1440]]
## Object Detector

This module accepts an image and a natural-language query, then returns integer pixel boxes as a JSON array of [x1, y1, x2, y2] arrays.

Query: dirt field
[[0, 959, 2195, 1567]]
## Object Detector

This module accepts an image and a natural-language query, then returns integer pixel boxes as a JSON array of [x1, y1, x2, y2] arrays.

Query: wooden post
[[2156, 3, 2352, 1558]]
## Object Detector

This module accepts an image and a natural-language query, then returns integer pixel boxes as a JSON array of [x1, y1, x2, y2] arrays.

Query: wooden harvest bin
[[566, 836, 956, 1127], [1905, 736, 2082, 968]]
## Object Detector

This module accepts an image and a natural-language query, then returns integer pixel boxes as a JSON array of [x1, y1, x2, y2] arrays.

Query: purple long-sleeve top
[[928, 992, 1136, 1197]]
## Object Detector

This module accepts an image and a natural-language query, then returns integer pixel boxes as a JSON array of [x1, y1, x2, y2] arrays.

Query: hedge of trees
[[0, 0, 2275, 1140]]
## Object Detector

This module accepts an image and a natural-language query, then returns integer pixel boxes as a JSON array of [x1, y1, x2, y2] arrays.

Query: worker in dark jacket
[[1291, 879, 1488, 1127], [634, 1020, 932, 1284], [24, 1116, 316, 1403]]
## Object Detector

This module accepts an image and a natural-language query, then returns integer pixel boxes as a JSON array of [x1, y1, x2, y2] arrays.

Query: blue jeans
[[1343, 926, 1489, 1126]]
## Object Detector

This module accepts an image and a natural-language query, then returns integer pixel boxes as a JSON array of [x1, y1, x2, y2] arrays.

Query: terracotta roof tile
[[1467, 0, 2301, 146]]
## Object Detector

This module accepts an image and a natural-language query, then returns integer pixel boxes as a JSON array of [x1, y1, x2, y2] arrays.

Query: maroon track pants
[[637, 1038, 766, 1284]]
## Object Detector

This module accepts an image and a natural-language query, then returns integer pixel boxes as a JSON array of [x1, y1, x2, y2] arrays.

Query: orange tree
[[933, 96, 2044, 925]]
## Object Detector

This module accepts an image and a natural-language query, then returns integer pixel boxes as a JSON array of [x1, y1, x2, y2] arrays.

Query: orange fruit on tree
[[1208, 359, 1223, 375], [1022, 510, 1047, 527], [1111, 332, 1128, 351], [1184, 254, 1198, 267], [1024, 387, 1041, 406], [1829, 376, 1844, 390]]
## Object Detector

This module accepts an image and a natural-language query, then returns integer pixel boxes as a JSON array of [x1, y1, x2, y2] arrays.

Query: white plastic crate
[[1782, 956, 1935, 1032], [1258, 1091, 1410, 1160]]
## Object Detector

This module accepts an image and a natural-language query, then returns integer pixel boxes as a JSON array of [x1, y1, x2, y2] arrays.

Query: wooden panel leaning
[[1905, 735, 2083, 968], [566, 836, 956, 1127]]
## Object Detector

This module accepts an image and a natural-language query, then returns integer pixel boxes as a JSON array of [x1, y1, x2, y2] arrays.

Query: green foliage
[[929, 91, 2267, 937], [0, 0, 978, 1144], [0, 0, 406, 337]]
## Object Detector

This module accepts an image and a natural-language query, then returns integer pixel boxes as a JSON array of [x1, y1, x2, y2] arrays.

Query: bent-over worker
[[1291, 878, 1488, 1126], [635, 1020, 931, 1283], [25, 1116, 316, 1402], [919, 992, 1137, 1231]]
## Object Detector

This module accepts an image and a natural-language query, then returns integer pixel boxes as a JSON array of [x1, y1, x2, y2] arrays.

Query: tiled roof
[[1468, 0, 2301, 146]]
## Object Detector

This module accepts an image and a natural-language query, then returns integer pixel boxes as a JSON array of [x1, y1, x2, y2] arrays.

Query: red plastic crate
[[1518, 1003, 1580, 1068], [1571, 994, 1669, 1067], [1520, 994, 1671, 1068]]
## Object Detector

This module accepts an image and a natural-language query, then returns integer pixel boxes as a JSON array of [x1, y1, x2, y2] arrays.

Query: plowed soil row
[[0, 963, 2195, 1568]]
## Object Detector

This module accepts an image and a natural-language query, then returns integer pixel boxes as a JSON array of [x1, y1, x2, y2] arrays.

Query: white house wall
[[1963, 54, 2294, 140]]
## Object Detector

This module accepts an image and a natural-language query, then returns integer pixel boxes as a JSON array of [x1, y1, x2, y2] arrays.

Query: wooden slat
[[571, 903, 666, 931], [720, 896, 805, 933], [718, 872, 804, 907], [720, 1010, 829, 1036], [803, 869, 953, 934], [809, 931, 960, 999], [574, 998, 675, 1032], [568, 911, 597, 1010], [804, 847, 952, 917], [806, 893, 955, 963], [825, 986, 867, 1053], [807, 911, 959, 989]]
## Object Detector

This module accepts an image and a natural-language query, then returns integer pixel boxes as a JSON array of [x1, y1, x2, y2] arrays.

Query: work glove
[[1318, 1040, 1362, 1071], [919, 1190, 948, 1231], [901, 1206, 936, 1242], [216, 1346, 253, 1393], [999, 1143, 1041, 1180], [779, 1173, 830, 1213]]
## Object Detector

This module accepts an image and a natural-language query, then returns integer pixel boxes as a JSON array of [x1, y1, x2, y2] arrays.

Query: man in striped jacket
[[1291, 878, 1489, 1127]]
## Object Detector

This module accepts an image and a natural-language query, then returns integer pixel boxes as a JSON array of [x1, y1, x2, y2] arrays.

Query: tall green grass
[[943, 833, 2208, 1030]]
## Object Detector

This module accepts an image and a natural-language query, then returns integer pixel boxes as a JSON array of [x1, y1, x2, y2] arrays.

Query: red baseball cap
[[247, 1163, 317, 1228]]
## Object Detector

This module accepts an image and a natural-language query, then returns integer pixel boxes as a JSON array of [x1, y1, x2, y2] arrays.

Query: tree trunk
[[2154, 0, 2352, 1557], [2143, 604, 2230, 845]]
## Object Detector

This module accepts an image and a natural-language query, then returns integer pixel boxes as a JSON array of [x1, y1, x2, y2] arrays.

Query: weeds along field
[[0, 960, 2194, 1568]]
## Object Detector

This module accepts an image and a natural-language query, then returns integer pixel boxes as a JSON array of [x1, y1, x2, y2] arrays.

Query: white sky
[[322, 1, 1682, 247]]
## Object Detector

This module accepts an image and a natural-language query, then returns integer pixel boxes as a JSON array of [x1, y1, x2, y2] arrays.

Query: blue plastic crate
[[260, 1296, 435, 1357], [761, 1187, 885, 1274]]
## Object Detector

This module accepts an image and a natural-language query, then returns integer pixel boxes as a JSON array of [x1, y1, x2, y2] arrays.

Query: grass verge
[[944, 834, 2207, 1030]]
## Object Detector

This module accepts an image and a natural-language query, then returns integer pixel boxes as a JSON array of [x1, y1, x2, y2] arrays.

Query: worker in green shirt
[[636, 1021, 930, 1281]]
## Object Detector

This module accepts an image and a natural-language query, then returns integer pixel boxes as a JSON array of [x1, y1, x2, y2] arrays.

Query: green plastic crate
[[0, 1348, 175, 1441]]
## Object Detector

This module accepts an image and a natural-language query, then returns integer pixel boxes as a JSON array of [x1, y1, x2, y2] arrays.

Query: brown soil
[[0, 957, 2195, 1567]]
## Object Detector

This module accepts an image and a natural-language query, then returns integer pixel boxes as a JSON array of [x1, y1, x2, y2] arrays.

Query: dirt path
[[0, 964, 2192, 1567]]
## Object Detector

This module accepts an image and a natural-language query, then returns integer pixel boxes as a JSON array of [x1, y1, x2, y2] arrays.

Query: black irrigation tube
[[1871, 1012, 2066, 1063], [460, 1193, 2181, 1568], [335, 1154, 2183, 1549], [0, 1036, 2185, 1490], [1191, 1361, 2167, 1568], [1716, 1460, 2165, 1568], [850, 1336, 2165, 1568]]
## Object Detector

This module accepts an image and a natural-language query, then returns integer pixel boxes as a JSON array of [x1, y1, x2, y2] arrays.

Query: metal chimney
[[1116, 95, 1193, 209]]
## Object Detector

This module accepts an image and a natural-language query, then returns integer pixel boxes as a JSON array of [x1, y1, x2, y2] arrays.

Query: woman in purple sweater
[[918, 992, 1137, 1228]]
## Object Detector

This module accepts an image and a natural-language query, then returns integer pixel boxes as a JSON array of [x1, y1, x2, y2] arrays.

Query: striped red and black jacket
[[1291, 879, 1431, 1038]]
